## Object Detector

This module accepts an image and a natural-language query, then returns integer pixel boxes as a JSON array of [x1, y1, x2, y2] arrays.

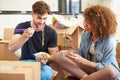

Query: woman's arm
[[66, 53, 98, 70]]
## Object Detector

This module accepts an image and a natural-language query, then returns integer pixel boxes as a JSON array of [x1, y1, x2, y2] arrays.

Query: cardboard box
[[0, 28, 19, 60], [4, 28, 14, 40], [0, 66, 33, 80], [116, 41, 120, 67], [0, 28, 18, 60], [0, 60, 40, 80], [0, 44, 4, 60], [50, 25, 84, 50], [116, 42, 120, 59], [0, 41, 19, 60]]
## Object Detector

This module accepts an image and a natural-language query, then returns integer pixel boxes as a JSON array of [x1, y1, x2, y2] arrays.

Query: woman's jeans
[[19, 60, 53, 80]]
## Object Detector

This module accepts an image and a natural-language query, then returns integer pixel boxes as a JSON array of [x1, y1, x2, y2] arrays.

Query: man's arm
[[8, 28, 35, 53], [8, 34, 29, 53], [48, 47, 59, 63]]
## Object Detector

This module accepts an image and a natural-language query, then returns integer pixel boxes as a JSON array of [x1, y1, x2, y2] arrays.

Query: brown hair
[[83, 5, 117, 38], [32, 1, 50, 14]]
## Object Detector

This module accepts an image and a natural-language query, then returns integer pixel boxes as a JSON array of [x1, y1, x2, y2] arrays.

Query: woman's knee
[[103, 65, 118, 79]]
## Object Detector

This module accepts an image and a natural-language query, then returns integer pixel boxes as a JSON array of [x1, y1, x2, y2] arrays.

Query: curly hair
[[32, 1, 50, 14], [83, 5, 117, 38]]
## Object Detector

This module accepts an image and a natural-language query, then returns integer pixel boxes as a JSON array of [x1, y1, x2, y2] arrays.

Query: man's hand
[[35, 57, 48, 65], [22, 28, 35, 38]]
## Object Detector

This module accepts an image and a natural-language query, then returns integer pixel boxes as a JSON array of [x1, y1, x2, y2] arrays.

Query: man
[[8, 1, 58, 80]]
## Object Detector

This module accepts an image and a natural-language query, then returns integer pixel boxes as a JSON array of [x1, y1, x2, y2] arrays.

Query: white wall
[[111, 0, 120, 41], [0, 0, 120, 41], [98, 0, 113, 8], [0, 14, 53, 39], [0, 15, 32, 39], [0, 0, 36, 11], [0, 0, 58, 11], [0, 0, 58, 39], [81, 0, 99, 12]]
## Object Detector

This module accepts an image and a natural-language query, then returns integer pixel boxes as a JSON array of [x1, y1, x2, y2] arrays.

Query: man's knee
[[41, 65, 53, 80]]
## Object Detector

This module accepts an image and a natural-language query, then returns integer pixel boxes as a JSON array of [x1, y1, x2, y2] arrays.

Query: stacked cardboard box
[[0, 41, 19, 60], [116, 42, 120, 67], [3, 28, 14, 40], [0, 60, 40, 80], [0, 28, 19, 60]]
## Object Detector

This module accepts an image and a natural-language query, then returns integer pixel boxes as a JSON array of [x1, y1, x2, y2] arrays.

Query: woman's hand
[[66, 52, 83, 64], [61, 33, 73, 43], [60, 33, 78, 50]]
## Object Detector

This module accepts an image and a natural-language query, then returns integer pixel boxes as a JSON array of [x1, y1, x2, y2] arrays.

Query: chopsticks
[[62, 30, 70, 48], [15, 28, 26, 32], [15, 28, 41, 32]]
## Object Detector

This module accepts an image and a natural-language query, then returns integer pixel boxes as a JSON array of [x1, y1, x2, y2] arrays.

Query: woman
[[55, 5, 120, 80]]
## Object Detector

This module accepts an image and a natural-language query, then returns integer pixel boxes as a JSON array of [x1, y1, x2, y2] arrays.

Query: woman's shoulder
[[82, 30, 91, 38], [103, 35, 116, 43], [100, 35, 117, 47]]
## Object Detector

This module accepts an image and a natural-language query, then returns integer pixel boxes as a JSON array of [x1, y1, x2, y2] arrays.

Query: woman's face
[[84, 21, 94, 32]]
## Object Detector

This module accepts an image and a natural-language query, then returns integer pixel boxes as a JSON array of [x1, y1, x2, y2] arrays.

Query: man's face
[[32, 12, 48, 28]]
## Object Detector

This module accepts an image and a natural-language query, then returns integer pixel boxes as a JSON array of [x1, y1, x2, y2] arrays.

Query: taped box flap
[[50, 24, 83, 35]]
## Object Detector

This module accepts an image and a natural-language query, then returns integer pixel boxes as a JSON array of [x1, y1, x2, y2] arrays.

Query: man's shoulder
[[45, 25, 56, 32], [17, 21, 30, 28], [18, 21, 30, 26]]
